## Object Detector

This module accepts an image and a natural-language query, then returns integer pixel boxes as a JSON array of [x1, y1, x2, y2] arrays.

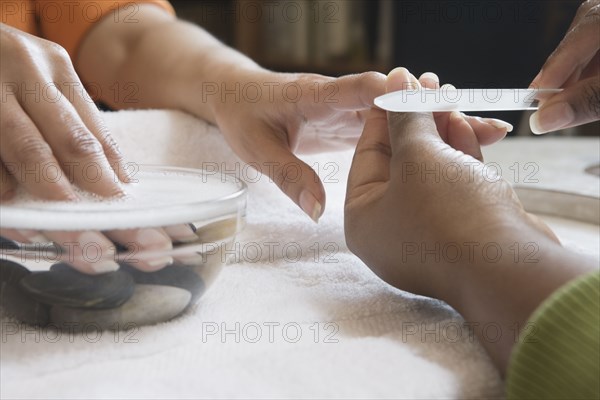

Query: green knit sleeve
[[507, 270, 600, 400]]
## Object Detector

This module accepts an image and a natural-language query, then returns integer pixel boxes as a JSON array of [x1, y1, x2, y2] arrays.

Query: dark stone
[[120, 262, 204, 302], [0, 236, 19, 251], [1, 259, 30, 286], [19, 265, 135, 309], [50, 284, 191, 330], [0, 259, 49, 326]]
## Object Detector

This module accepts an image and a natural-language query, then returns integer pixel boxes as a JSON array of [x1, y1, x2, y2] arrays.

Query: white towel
[[2, 109, 598, 399]]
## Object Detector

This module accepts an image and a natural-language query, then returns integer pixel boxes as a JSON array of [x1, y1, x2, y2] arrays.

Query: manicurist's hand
[[344, 67, 595, 372], [529, 0, 600, 134], [344, 67, 553, 297]]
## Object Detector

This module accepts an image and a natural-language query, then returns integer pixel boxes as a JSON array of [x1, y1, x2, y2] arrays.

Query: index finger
[[325, 71, 386, 111], [532, 4, 600, 89]]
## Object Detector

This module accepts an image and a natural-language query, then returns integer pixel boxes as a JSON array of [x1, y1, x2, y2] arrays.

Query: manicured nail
[[147, 256, 173, 270], [164, 224, 198, 243], [135, 229, 172, 250], [420, 72, 439, 86], [299, 190, 322, 223], [450, 111, 463, 122], [90, 259, 120, 274], [530, 102, 574, 134], [482, 118, 513, 132]]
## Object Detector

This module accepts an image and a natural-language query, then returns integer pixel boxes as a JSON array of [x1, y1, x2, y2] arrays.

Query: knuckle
[[64, 126, 103, 159], [1, 114, 29, 133], [48, 43, 73, 66], [14, 135, 53, 162], [581, 4, 600, 25]]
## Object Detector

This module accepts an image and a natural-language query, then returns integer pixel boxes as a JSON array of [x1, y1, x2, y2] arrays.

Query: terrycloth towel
[[1, 110, 598, 399]]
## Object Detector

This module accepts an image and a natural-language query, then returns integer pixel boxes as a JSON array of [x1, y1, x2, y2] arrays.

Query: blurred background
[[170, 0, 598, 136]]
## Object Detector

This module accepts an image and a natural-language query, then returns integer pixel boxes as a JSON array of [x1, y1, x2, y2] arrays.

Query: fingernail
[[420, 72, 439, 85], [164, 224, 198, 243], [299, 190, 322, 223], [482, 118, 513, 132], [450, 111, 463, 122], [530, 102, 574, 134], [17, 230, 52, 244], [146, 256, 173, 270], [135, 229, 172, 250], [90, 259, 120, 274]]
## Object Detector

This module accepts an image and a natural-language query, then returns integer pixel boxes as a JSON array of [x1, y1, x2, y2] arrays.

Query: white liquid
[[0, 167, 246, 231]]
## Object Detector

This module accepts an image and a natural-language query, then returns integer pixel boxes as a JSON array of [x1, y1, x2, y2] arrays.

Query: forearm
[[76, 4, 262, 123], [442, 222, 598, 374]]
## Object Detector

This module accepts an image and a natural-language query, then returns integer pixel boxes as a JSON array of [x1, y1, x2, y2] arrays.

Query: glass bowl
[[0, 165, 247, 330]]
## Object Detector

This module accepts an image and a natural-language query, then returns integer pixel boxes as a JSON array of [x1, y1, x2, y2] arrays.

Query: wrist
[[183, 54, 269, 124]]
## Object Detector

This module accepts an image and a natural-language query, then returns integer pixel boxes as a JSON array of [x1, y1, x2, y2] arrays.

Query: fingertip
[[529, 70, 543, 89], [529, 112, 547, 135], [387, 67, 418, 93], [482, 118, 513, 133], [299, 189, 324, 223], [419, 72, 440, 89]]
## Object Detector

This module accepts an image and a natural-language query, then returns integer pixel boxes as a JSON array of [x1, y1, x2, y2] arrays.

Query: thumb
[[385, 68, 441, 154], [530, 77, 600, 134]]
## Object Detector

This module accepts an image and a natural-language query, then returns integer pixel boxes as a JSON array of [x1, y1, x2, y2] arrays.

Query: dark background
[[170, 0, 586, 131]]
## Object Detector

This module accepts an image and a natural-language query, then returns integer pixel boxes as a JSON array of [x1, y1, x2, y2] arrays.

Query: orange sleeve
[[37, 0, 175, 61]]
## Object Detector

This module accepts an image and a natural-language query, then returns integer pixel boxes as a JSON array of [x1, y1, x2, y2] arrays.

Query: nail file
[[374, 88, 562, 112]]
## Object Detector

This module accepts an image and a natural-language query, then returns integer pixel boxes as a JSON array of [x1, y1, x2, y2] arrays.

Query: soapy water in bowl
[[0, 167, 247, 231]]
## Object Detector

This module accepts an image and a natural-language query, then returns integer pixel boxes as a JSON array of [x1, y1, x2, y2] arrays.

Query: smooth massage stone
[[20, 264, 134, 309], [120, 262, 204, 301], [50, 284, 192, 330], [193, 218, 238, 243], [0, 259, 49, 325]]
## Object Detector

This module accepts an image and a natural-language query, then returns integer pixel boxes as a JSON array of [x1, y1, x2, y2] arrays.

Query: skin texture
[[530, 0, 600, 133], [344, 68, 598, 374]]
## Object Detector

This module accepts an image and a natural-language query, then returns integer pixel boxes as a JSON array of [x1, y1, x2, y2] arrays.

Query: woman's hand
[[0, 23, 130, 200], [0, 24, 177, 274], [529, 0, 600, 134]]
